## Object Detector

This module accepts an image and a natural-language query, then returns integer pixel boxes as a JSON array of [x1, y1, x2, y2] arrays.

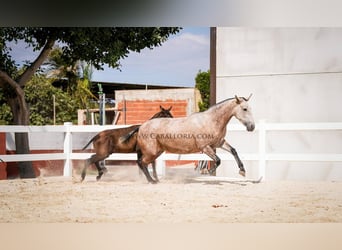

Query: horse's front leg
[[202, 145, 221, 175], [219, 140, 245, 177]]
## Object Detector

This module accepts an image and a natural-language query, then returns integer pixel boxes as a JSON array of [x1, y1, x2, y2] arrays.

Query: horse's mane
[[210, 96, 248, 110], [214, 97, 235, 106]]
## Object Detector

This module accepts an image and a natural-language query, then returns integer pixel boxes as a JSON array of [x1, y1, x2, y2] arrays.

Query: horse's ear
[[168, 106, 172, 111], [246, 93, 253, 101], [160, 105, 164, 111], [235, 95, 241, 104]]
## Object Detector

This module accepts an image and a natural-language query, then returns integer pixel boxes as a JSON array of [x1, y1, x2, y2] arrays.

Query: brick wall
[[116, 99, 188, 125]]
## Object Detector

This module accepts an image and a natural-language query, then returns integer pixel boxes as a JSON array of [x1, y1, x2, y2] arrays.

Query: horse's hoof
[[96, 176, 101, 181], [239, 170, 246, 177], [208, 168, 216, 175]]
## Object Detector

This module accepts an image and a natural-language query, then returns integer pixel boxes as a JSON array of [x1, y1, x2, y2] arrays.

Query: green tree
[[0, 72, 94, 125], [0, 27, 180, 178], [0, 90, 12, 125], [43, 46, 82, 94], [24, 74, 78, 125], [73, 62, 97, 110], [195, 70, 210, 112], [44, 47, 97, 111]]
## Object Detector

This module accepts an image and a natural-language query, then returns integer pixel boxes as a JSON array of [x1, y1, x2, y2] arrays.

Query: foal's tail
[[82, 134, 100, 150], [120, 126, 140, 144]]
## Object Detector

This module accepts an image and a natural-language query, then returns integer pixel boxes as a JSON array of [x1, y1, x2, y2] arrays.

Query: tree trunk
[[0, 38, 55, 179], [8, 94, 36, 178], [14, 133, 35, 178]]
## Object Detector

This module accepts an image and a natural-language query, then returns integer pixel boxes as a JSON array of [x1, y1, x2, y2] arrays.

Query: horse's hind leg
[[151, 161, 159, 182], [202, 145, 221, 175], [81, 154, 108, 182], [94, 160, 108, 181], [81, 158, 91, 181], [137, 150, 157, 184], [220, 140, 245, 177], [138, 162, 157, 184]]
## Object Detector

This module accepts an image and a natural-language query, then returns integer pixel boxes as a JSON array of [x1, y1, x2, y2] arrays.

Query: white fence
[[1, 121, 342, 181]]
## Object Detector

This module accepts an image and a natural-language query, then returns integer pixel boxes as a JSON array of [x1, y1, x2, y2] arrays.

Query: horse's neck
[[208, 99, 236, 129], [150, 113, 163, 119]]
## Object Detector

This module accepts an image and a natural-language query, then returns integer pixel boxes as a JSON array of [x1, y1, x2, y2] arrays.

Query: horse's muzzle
[[246, 123, 255, 132]]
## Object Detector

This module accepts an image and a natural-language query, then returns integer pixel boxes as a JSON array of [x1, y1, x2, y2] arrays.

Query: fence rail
[[1, 121, 342, 180]]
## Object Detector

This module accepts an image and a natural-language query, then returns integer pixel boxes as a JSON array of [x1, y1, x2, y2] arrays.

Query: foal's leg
[[94, 161, 108, 181], [81, 154, 108, 181], [219, 140, 246, 177], [81, 158, 91, 181], [202, 145, 221, 174]]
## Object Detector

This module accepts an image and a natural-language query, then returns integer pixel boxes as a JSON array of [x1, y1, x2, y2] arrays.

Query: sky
[[8, 27, 210, 88], [91, 27, 210, 87]]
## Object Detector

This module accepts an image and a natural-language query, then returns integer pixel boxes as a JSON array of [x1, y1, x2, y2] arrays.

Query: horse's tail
[[120, 126, 140, 144], [82, 134, 99, 150]]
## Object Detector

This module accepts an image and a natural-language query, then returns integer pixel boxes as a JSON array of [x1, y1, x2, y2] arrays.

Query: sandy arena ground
[[1, 164, 342, 223]]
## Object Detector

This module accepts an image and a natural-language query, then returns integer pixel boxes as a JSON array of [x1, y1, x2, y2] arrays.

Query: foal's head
[[150, 106, 173, 119], [233, 94, 255, 131]]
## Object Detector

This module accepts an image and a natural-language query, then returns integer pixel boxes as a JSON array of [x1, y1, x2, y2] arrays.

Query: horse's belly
[[159, 138, 199, 154], [166, 147, 199, 154]]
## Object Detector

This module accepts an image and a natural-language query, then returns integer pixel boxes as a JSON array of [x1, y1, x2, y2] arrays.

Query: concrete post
[[63, 122, 73, 177]]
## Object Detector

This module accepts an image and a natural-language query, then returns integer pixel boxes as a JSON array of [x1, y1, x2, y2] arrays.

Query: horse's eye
[[243, 108, 248, 112]]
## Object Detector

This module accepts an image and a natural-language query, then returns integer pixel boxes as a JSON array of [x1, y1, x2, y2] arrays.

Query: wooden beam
[[210, 27, 217, 106]]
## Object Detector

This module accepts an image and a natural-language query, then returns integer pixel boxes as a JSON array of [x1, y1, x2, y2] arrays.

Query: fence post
[[258, 119, 266, 181], [63, 122, 73, 177], [156, 153, 166, 178]]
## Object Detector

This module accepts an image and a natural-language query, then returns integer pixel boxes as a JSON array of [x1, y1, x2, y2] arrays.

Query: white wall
[[216, 28, 342, 181]]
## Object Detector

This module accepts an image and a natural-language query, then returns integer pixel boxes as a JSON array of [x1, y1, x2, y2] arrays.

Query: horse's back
[[93, 125, 140, 153], [140, 115, 204, 133]]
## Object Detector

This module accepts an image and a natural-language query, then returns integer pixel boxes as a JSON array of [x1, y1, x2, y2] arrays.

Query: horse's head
[[233, 94, 255, 131], [150, 106, 173, 119]]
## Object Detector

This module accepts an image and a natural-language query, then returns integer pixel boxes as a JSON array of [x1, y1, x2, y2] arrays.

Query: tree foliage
[[25, 75, 78, 125], [43, 46, 97, 111], [0, 90, 12, 125], [0, 71, 96, 125], [1, 27, 180, 72], [195, 70, 210, 112]]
